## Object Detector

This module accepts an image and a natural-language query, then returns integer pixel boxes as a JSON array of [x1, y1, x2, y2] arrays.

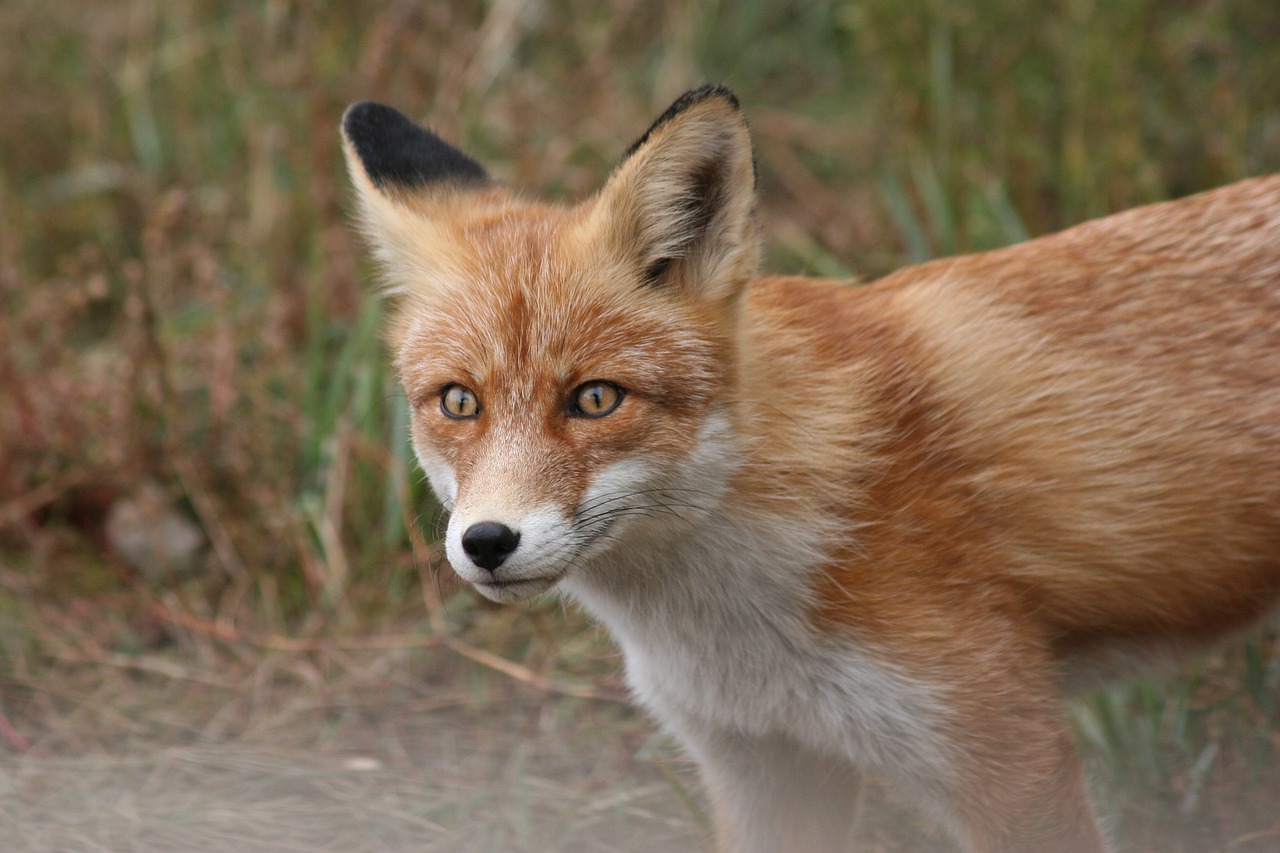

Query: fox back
[[342, 87, 1280, 852]]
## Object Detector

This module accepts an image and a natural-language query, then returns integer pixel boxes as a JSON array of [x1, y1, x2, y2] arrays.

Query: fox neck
[[560, 293, 862, 629], [558, 435, 831, 730], [556, 394, 943, 770], [558, 347, 847, 696], [560, 418, 828, 618]]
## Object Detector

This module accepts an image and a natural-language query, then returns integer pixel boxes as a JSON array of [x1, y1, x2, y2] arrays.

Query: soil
[[0, 647, 707, 853], [0, 592, 1274, 853]]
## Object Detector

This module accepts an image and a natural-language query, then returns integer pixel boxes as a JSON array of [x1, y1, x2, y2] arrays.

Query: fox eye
[[440, 384, 481, 419], [569, 381, 624, 418]]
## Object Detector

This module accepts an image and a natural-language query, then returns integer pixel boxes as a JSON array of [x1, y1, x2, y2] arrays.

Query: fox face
[[396, 251, 738, 602], [341, 89, 756, 602]]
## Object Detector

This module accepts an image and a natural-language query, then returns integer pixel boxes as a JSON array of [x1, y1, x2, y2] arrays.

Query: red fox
[[341, 85, 1280, 852]]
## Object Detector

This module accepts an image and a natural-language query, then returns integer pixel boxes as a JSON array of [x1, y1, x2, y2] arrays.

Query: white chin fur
[[470, 576, 558, 603]]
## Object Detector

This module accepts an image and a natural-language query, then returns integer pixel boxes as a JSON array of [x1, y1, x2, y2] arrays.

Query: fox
[[340, 85, 1280, 852]]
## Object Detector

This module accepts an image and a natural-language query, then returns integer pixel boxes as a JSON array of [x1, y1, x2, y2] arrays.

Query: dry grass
[[2, 0, 1280, 850]]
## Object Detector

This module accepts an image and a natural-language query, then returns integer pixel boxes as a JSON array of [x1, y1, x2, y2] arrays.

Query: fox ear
[[588, 85, 758, 301], [340, 102, 491, 293], [341, 101, 489, 195]]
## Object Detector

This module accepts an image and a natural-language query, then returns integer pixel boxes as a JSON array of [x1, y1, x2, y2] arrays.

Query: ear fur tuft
[[342, 101, 489, 191]]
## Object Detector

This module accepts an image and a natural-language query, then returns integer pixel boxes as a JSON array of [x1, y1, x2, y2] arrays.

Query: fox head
[[342, 86, 758, 602]]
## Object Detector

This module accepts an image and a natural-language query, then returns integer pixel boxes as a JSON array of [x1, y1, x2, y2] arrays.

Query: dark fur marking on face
[[343, 101, 489, 190]]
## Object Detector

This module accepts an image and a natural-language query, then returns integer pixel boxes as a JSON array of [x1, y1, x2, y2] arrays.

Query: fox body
[[342, 86, 1280, 852]]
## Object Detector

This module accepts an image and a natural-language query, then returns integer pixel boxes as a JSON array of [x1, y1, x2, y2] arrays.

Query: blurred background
[[2, 0, 1279, 850]]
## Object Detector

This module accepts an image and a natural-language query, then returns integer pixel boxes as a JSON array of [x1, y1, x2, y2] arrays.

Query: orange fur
[[343, 88, 1280, 852]]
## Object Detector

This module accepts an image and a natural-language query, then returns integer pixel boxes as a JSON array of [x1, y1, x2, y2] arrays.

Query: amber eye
[[440, 384, 481, 419], [570, 381, 623, 418]]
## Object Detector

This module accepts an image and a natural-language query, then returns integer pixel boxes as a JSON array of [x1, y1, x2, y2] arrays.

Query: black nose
[[461, 521, 521, 571]]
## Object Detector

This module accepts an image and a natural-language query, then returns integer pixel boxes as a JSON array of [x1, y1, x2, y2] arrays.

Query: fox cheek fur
[[342, 87, 1280, 852]]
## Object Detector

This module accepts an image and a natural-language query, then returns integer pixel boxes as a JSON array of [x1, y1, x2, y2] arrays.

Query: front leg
[[872, 621, 1110, 853], [682, 729, 865, 853]]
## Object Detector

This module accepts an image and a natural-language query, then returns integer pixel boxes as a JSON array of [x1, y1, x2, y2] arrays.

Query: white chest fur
[[561, 510, 950, 778]]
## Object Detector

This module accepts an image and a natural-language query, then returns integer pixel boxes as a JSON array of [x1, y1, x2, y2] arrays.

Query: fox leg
[[897, 640, 1110, 853], [685, 729, 865, 853], [935, 727, 1106, 853]]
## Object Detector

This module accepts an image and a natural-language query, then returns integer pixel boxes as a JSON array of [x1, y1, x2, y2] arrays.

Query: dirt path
[[6, 605, 1269, 852], [1, 673, 705, 853]]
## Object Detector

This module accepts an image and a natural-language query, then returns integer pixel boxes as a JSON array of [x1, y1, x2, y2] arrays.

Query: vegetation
[[2, 1, 1278, 850]]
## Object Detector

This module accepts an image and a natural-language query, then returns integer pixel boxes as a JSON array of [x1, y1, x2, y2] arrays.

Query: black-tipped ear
[[342, 101, 489, 191], [586, 84, 758, 302], [620, 85, 751, 183]]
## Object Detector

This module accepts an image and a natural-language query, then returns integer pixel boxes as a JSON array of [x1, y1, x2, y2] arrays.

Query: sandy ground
[[2, 603, 1271, 853], [0, 678, 706, 853]]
